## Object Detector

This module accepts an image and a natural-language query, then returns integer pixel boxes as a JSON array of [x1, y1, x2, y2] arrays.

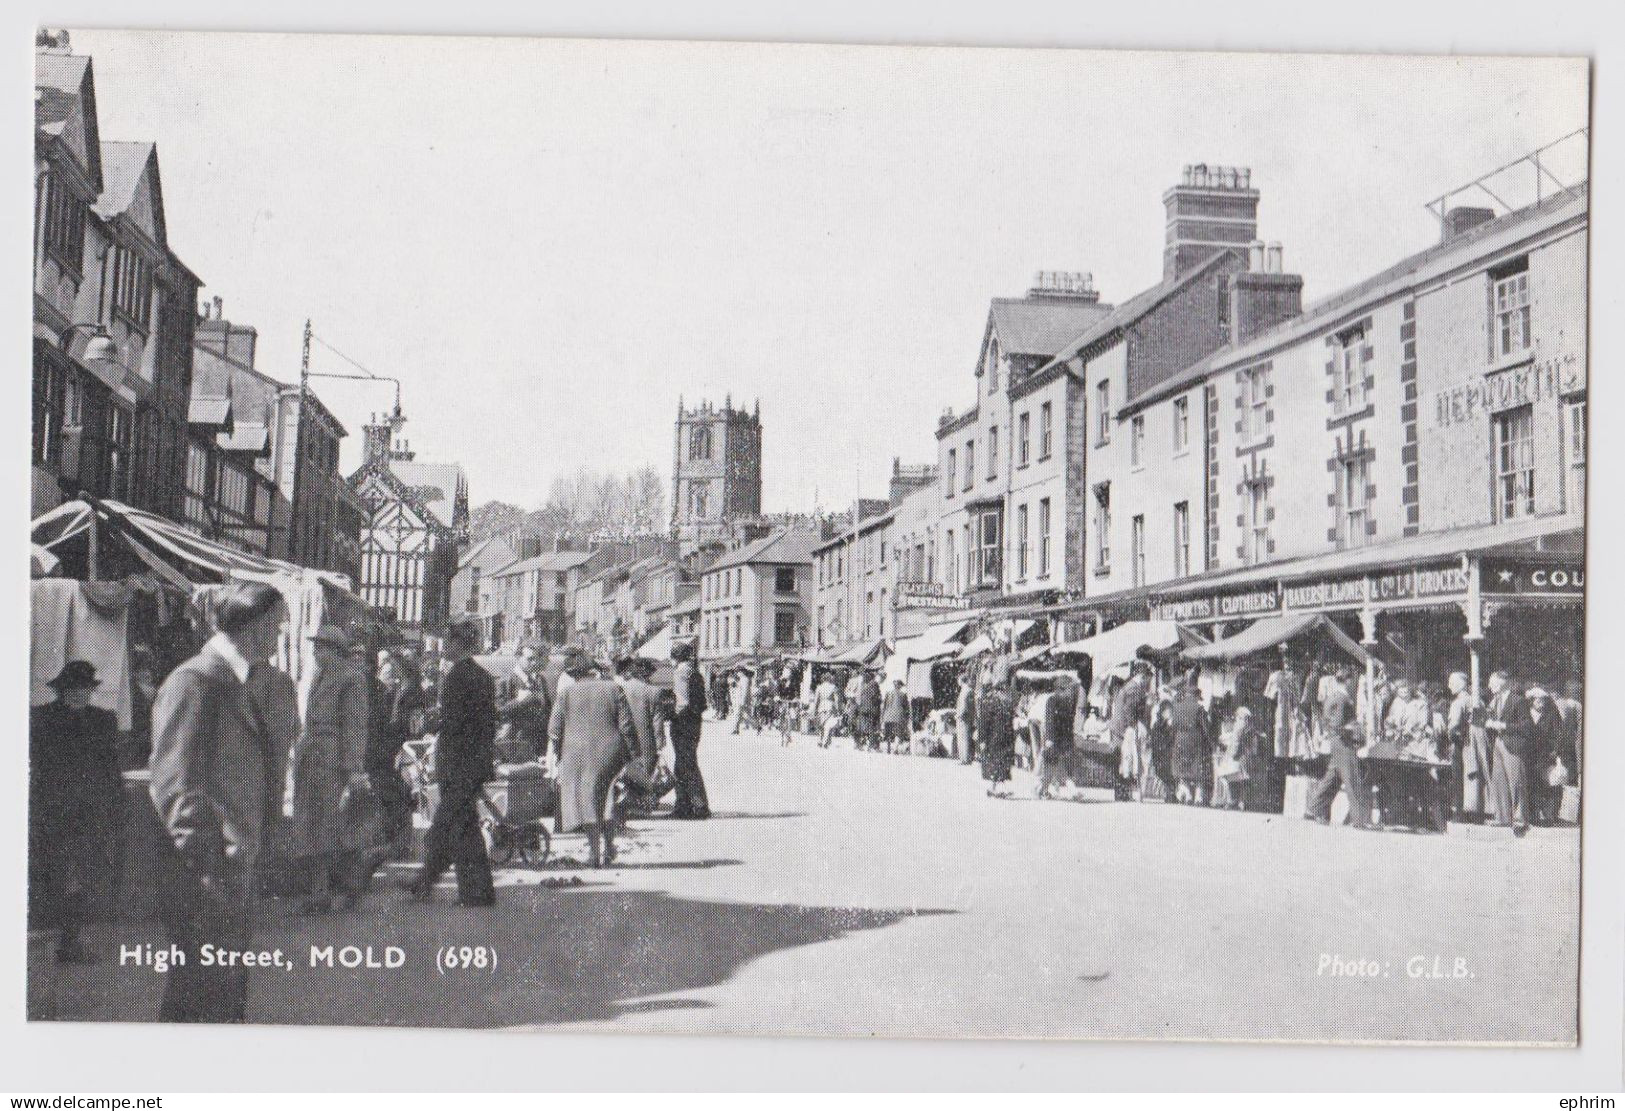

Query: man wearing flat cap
[[30, 660, 124, 964]]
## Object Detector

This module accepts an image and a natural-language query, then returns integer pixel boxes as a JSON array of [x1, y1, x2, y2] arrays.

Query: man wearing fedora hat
[[406, 619, 496, 905], [29, 660, 124, 964]]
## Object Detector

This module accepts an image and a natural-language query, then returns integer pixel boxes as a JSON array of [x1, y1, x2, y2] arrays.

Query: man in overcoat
[[669, 640, 711, 819], [407, 620, 496, 905], [30, 660, 124, 964], [149, 581, 288, 1022], [549, 664, 638, 866]]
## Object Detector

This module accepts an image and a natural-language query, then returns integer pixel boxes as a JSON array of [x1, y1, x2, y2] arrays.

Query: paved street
[[33, 720, 1578, 1043]]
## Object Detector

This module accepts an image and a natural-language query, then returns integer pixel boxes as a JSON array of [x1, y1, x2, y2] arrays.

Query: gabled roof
[[987, 296, 1114, 360], [706, 529, 821, 572], [94, 141, 166, 247], [1039, 251, 1233, 372], [351, 463, 456, 542], [388, 460, 465, 529], [34, 53, 101, 190]]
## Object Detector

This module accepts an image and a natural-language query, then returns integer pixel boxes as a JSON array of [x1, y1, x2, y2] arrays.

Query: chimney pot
[[1267, 242, 1284, 273]]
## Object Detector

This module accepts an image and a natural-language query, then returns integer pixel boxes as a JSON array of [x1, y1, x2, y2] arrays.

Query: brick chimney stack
[[1163, 164, 1260, 281]]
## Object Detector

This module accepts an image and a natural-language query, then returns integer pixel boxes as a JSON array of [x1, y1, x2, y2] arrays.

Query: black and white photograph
[[20, 17, 1598, 1069]]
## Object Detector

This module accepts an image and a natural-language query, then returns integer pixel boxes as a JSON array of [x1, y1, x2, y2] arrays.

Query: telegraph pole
[[288, 318, 311, 564]]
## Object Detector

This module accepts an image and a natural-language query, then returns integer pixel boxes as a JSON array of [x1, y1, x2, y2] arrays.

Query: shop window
[[1018, 411, 1031, 467], [1338, 455, 1370, 548], [1492, 261, 1531, 359], [1495, 404, 1536, 520], [1131, 414, 1145, 467], [1093, 483, 1111, 572], [1039, 402, 1053, 460], [1173, 396, 1190, 453], [1131, 515, 1146, 587], [1173, 501, 1191, 578], [1038, 498, 1052, 578], [1246, 481, 1271, 564], [1016, 503, 1029, 579]]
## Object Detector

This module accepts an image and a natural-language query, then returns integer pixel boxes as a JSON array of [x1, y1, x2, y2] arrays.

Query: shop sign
[[1150, 584, 1280, 623], [1432, 349, 1585, 428], [1282, 575, 1367, 611], [1481, 558, 1585, 595], [895, 580, 969, 609], [1412, 563, 1469, 599]]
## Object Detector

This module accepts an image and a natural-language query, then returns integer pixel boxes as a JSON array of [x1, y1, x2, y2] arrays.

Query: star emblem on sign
[[1497, 569, 1515, 583]]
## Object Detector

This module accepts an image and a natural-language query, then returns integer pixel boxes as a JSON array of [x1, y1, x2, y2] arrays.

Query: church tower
[[672, 396, 763, 552]]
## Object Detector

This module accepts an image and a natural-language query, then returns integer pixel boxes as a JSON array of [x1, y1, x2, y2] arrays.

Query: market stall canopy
[[474, 654, 521, 680], [835, 638, 890, 665], [1053, 620, 1204, 673], [958, 619, 1036, 660], [635, 624, 674, 661], [1181, 612, 1369, 664]]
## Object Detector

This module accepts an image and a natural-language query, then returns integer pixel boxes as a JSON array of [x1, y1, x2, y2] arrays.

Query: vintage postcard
[[26, 29, 1588, 1045]]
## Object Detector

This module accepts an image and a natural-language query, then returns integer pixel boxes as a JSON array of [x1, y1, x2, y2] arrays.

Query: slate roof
[[987, 296, 1114, 358], [494, 549, 596, 577], [707, 528, 821, 572], [1039, 251, 1234, 372], [1122, 183, 1590, 416]]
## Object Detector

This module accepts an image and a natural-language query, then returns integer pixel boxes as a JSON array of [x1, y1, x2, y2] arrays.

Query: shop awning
[[1182, 612, 1368, 664], [1052, 619, 1202, 672], [834, 638, 890, 665], [958, 618, 1036, 660], [635, 624, 674, 661]]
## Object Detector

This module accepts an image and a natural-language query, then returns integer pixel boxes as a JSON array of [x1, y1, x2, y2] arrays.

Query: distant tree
[[467, 500, 528, 543], [477, 465, 669, 542]]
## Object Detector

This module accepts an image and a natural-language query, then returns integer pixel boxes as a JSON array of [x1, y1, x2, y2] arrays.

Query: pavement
[[30, 720, 1579, 1043]]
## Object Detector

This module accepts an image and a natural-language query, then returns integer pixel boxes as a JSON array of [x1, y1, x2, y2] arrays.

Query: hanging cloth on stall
[[30, 579, 134, 730]]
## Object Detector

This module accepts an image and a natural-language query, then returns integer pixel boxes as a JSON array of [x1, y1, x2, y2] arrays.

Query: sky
[[68, 31, 1589, 513]]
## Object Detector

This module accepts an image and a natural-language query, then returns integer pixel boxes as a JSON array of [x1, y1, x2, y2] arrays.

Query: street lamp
[[61, 322, 120, 375]]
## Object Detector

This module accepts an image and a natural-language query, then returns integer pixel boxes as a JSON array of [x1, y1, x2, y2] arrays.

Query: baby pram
[[478, 761, 555, 865]]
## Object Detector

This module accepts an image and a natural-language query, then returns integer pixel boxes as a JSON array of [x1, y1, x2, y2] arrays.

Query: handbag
[[338, 778, 385, 853], [1547, 759, 1571, 788]]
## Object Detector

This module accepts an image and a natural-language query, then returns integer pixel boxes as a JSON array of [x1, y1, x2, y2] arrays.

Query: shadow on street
[[36, 886, 949, 1029]]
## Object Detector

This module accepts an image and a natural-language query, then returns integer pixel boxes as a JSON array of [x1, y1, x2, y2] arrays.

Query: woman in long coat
[[289, 625, 368, 912], [548, 668, 637, 867], [1167, 681, 1213, 805], [975, 673, 1017, 798]]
